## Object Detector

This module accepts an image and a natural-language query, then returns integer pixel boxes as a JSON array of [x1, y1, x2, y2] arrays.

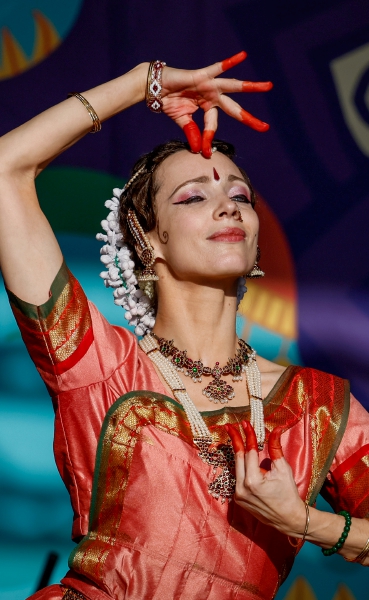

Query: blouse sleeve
[[6, 260, 137, 396], [321, 393, 369, 518]]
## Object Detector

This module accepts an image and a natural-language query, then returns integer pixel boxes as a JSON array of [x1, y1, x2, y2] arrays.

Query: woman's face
[[148, 150, 259, 286]]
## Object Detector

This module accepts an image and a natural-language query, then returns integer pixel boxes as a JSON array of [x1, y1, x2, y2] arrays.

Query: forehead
[[154, 150, 245, 195]]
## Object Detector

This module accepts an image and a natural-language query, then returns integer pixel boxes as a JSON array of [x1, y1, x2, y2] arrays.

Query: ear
[[146, 227, 166, 261]]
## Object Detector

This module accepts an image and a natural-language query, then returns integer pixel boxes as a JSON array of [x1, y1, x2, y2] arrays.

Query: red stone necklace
[[151, 334, 252, 404]]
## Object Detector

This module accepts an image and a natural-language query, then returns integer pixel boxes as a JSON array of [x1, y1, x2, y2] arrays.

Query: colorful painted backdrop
[[1, 0, 369, 598]]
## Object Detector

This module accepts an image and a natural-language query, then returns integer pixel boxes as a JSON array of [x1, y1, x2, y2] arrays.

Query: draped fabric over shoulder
[[7, 263, 369, 600]]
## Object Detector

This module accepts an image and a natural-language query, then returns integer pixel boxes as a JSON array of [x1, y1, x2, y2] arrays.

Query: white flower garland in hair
[[96, 187, 155, 337], [96, 186, 248, 337]]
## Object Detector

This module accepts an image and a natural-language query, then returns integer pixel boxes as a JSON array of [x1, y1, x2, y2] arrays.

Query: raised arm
[[0, 53, 272, 304], [0, 63, 149, 304]]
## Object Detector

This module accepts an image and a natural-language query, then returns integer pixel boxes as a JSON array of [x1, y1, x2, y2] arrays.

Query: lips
[[207, 227, 246, 242]]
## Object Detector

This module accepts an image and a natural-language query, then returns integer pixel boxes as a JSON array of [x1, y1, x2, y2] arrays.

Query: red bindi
[[213, 168, 220, 181]]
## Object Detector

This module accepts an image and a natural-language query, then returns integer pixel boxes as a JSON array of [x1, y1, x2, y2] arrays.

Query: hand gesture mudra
[[226, 421, 306, 537], [160, 51, 273, 158]]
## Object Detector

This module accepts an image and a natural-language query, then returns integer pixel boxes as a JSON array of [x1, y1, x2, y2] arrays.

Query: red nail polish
[[222, 51, 247, 72]]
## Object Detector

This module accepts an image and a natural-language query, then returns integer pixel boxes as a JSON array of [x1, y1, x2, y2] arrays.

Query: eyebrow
[[169, 174, 248, 199]]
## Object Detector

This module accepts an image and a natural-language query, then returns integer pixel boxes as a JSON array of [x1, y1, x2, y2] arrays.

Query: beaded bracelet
[[322, 510, 351, 556]]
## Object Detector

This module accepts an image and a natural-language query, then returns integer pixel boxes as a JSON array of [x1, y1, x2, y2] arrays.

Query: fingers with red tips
[[241, 420, 259, 452], [242, 81, 273, 92], [240, 109, 270, 132], [183, 121, 202, 153], [222, 51, 247, 72], [202, 107, 218, 158], [202, 130, 215, 159], [268, 426, 285, 461], [225, 423, 245, 453]]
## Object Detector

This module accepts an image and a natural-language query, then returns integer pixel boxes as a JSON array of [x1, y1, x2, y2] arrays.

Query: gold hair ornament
[[127, 209, 159, 282]]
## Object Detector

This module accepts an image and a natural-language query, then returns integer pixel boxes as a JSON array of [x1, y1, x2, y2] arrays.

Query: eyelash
[[175, 195, 204, 205], [175, 194, 251, 206], [232, 194, 251, 204]]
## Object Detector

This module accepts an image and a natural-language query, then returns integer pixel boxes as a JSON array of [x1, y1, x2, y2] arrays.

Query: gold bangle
[[288, 502, 310, 547], [67, 92, 101, 133], [345, 536, 369, 564], [301, 503, 310, 543]]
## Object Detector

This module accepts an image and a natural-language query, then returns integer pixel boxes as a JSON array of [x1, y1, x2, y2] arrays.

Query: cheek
[[158, 212, 207, 267], [247, 209, 260, 237]]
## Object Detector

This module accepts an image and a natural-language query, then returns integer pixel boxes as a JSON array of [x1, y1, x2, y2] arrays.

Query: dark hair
[[118, 139, 256, 263]]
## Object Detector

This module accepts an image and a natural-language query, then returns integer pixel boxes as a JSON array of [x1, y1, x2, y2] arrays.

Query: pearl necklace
[[139, 334, 265, 501]]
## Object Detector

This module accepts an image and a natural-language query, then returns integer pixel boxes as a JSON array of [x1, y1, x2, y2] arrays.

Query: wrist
[[129, 62, 150, 104], [286, 500, 308, 538]]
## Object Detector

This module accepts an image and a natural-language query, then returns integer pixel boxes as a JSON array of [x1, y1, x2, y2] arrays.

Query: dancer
[[1, 55, 368, 600]]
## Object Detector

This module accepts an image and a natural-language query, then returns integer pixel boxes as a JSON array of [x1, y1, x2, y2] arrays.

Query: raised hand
[[160, 51, 273, 158], [225, 421, 306, 536]]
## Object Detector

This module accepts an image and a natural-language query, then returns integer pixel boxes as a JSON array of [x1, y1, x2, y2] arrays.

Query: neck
[[152, 277, 239, 365]]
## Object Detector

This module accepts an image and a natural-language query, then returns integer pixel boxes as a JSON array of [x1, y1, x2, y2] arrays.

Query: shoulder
[[257, 355, 348, 400]]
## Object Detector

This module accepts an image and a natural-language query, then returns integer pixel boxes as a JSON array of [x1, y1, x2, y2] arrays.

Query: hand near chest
[[226, 421, 306, 537]]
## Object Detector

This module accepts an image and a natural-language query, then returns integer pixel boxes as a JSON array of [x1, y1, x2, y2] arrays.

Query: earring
[[127, 209, 159, 282], [247, 246, 265, 278]]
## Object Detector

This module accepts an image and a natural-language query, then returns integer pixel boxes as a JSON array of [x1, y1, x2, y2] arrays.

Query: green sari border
[[308, 379, 351, 506], [6, 259, 69, 320]]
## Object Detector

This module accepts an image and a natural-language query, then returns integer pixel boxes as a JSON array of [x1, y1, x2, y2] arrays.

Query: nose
[[214, 196, 241, 221]]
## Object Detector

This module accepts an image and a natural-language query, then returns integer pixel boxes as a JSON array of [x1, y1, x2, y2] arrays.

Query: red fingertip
[[242, 81, 274, 92], [222, 50, 247, 72], [240, 109, 270, 132], [268, 426, 285, 460], [241, 420, 259, 452], [225, 423, 245, 453], [183, 121, 202, 153], [202, 129, 215, 158]]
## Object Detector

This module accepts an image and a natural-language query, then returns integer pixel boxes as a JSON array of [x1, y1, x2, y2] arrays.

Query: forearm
[[0, 62, 148, 177], [290, 503, 369, 565]]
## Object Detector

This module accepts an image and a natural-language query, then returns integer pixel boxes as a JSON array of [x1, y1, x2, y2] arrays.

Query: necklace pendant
[[202, 377, 235, 404], [194, 438, 236, 503]]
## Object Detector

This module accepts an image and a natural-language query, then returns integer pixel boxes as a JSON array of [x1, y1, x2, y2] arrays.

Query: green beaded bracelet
[[322, 510, 351, 556]]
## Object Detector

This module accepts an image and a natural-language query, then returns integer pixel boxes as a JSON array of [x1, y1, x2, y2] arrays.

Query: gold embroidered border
[[337, 456, 369, 517], [306, 375, 349, 505], [9, 263, 92, 370]]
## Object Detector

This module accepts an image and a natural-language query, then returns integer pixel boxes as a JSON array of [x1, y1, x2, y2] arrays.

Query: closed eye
[[173, 195, 205, 205], [231, 194, 251, 204]]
